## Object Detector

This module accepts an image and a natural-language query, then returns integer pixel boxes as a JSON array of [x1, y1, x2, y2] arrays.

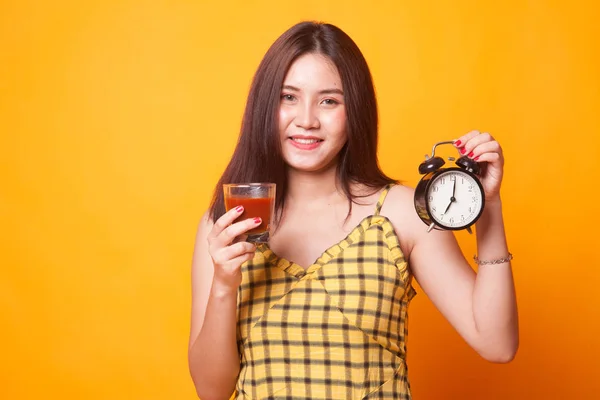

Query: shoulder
[[378, 183, 429, 259], [378, 183, 417, 222]]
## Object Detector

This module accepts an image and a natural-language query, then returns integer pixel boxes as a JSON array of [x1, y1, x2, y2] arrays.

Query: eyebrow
[[282, 85, 344, 96]]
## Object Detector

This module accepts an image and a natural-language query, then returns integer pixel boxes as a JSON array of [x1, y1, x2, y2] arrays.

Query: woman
[[188, 21, 518, 400]]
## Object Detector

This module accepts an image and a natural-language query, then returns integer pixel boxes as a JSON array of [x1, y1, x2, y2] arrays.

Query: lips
[[288, 135, 323, 150], [290, 135, 323, 143]]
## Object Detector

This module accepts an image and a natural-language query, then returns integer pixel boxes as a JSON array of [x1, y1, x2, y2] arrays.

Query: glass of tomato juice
[[223, 183, 276, 243]]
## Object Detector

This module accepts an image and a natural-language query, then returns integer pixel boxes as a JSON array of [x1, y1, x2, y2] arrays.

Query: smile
[[288, 136, 324, 150], [291, 137, 322, 144]]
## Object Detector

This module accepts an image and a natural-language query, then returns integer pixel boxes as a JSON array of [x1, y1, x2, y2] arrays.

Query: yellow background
[[2, 0, 599, 398]]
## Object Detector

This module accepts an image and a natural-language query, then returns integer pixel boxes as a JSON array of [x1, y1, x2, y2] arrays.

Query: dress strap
[[374, 184, 394, 216]]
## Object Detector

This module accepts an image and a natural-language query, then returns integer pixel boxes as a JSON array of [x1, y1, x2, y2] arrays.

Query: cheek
[[278, 107, 294, 135], [322, 109, 347, 139]]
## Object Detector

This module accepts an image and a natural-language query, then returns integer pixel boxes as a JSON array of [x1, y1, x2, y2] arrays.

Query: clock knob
[[455, 156, 481, 175], [418, 156, 445, 174]]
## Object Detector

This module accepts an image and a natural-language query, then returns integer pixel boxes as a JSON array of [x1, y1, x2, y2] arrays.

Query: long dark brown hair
[[209, 21, 397, 223]]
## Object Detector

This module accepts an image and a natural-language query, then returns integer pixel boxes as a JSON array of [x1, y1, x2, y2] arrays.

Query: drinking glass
[[223, 183, 276, 243]]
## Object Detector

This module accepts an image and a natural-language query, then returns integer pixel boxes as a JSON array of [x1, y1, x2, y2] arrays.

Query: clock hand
[[452, 178, 456, 197], [443, 180, 457, 214], [444, 199, 452, 214]]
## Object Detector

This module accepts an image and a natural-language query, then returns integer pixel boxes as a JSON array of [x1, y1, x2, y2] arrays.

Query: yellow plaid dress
[[235, 185, 416, 399]]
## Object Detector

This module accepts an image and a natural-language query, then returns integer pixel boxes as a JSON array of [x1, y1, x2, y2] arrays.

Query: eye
[[281, 94, 296, 102], [321, 98, 339, 106]]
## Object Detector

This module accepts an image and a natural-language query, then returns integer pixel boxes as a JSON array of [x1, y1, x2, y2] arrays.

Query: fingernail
[[474, 155, 480, 161], [454, 140, 462, 146], [254, 217, 261, 224], [235, 205, 243, 212], [460, 148, 466, 154], [468, 151, 474, 158]]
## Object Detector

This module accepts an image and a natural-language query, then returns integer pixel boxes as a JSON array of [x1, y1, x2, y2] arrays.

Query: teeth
[[292, 138, 320, 144]]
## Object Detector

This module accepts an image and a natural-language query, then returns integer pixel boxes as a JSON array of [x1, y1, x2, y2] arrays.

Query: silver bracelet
[[473, 252, 513, 265]]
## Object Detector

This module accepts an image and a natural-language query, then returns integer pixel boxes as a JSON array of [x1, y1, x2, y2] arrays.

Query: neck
[[285, 165, 345, 207]]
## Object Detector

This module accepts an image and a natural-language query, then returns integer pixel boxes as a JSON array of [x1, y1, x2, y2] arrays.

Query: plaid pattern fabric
[[235, 185, 416, 399]]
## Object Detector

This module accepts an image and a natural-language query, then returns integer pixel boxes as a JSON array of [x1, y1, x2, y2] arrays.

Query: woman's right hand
[[207, 206, 261, 293]]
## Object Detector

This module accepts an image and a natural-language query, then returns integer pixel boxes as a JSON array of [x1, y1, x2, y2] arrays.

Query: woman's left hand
[[453, 130, 504, 202]]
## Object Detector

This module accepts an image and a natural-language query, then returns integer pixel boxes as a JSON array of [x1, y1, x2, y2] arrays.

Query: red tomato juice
[[224, 196, 273, 234]]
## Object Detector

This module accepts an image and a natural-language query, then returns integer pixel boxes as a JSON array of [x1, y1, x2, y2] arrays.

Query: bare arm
[[471, 198, 518, 360], [386, 131, 518, 363], [403, 196, 518, 362], [188, 209, 260, 399]]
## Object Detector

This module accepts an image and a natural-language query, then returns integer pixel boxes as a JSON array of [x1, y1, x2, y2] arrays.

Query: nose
[[294, 102, 320, 130]]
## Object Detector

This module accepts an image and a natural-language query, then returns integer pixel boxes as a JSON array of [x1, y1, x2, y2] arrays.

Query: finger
[[472, 151, 501, 164], [223, 252, 256, 273], [456, 132, 494, 157], [208, 205, 245, 241], [469, 140, 503, 161], [218, 217, 262, 246], [453, 130, 481, 149], [215, 241, 256, 265], [214, 251, 256, 280]]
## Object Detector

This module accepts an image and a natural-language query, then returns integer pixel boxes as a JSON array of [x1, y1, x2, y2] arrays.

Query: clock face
[[426, 170, 484, 229]]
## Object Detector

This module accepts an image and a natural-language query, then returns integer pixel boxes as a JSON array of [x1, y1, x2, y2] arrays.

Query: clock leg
[[427, 222, 436, 233]]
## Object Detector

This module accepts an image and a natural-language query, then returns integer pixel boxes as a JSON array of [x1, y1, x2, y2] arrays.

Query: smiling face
[[278, 53, 348, 173]]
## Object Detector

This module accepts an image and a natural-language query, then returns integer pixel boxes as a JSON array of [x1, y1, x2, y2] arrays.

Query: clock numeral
[[433, 186, 439, 192], [469, 207, 472, 213], [449, 217, 454, 224], [450, 175, 456, 181], [432, 206, 437, 212], [428, 195, 434, 201], [441, 178, 446, 185], [461, 178, 465, 184], [461, 215, 465, 221], [472, 196, 477, 202], [468, 185, 474, 192]]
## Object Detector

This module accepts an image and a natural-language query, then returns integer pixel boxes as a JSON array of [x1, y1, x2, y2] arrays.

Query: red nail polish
[[468, 151, 474, 158], [235, 205, 243, 212], [254, 217, 261, 224], [454, 140, 462, 146], [460, 148, 466, 154], [474, 156, 480, 161]]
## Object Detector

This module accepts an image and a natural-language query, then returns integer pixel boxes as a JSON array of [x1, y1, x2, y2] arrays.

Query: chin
[[285, 157, 339, 174], [287, 162, 328, 173]]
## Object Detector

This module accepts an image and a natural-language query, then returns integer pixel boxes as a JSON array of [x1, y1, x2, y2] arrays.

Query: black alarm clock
[[414, 140, 485, 233]]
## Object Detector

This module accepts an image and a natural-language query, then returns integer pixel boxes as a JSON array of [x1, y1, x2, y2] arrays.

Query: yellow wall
[[2, 0, 599, 398]]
